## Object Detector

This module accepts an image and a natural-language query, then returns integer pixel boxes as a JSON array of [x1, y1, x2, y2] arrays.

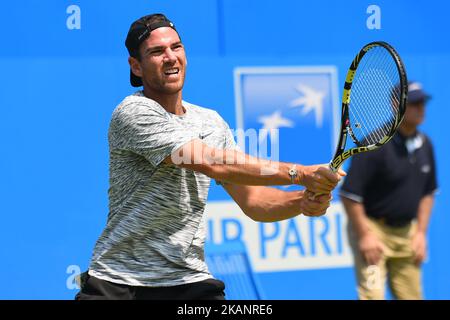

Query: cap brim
[[130, 69, 143, 87], [408, 91, 432, 103]]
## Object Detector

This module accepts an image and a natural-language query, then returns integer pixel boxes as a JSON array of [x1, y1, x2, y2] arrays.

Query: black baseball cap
[[407, 81, 431, 103], [125, 14, 179, 87]]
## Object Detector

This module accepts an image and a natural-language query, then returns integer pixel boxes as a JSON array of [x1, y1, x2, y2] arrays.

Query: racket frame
[[329, 41, 408, 172]]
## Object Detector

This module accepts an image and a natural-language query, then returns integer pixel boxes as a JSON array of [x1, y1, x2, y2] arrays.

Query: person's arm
[[339, 150, 384, 265], [412, 137, 438, 265], [411, 194, 435, 265], [164, 139, 344, 194], [341, 197, 384, 265], [222, 184, 332, 222], [416, 194, 434, 234], [115, 106, 343, 192], [341, 198, 371, 238]]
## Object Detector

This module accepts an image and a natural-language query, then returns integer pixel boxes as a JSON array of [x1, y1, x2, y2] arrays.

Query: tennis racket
[[328, 41, 408, 173]]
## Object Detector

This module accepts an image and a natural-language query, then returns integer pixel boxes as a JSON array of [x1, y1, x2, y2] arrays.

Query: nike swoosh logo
[[199, 131, 214, 139]]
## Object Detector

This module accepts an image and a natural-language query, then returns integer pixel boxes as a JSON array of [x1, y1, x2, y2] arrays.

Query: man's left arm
[[413, 137, 439, 265], [417, 194, 435, 234], [216, 116, 332, 222], [222, 183, 331, 223], [412, 193, 435, 265]]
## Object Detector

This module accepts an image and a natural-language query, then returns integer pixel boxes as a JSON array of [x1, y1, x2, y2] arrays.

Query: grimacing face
[[130, 27, 187, 95]]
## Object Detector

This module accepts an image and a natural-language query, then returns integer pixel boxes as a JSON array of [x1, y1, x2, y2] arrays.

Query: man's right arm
[[341, 197, 384, 265], [341, 198, 371, 239], [115, 106, 343, 192], [164, 139, 344, 194]]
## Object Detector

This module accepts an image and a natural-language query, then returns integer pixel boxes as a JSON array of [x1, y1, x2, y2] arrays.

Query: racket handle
[[307, 163, 338, 201], [328, 162, 338, 173]]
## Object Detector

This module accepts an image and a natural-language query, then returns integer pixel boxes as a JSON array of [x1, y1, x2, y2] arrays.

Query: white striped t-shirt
[[88, 91, 237, 287]]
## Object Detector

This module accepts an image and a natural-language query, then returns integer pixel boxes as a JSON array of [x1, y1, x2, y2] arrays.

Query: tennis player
[[76, 13, 344, 300]]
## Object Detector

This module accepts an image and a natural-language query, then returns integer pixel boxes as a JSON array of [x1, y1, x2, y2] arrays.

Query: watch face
[[288, 168, 297, 184]]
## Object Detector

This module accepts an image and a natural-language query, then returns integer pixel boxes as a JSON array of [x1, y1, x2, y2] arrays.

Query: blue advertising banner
[[234, 66, 340, 164]]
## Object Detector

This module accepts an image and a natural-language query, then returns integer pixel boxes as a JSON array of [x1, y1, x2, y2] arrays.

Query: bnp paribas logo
[[233, 66, 340, 169]]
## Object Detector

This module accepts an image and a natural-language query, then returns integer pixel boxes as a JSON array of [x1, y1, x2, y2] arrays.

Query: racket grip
[[307, 163, 338, 200], [328, 162, 338, 173]]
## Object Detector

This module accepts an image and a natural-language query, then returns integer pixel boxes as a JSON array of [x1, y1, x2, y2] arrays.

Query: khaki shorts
[[347, 218, 422, 300]]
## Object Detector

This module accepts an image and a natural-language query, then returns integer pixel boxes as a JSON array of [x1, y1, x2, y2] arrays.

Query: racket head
[[330, 41, 408, 171]]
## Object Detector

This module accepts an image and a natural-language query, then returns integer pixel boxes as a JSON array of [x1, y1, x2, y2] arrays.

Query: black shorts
[[75, 272, 226, 300]]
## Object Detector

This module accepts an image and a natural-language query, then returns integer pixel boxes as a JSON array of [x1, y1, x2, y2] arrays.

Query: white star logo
[[258, 110, 294, 143], [289, 84, 325, 128]]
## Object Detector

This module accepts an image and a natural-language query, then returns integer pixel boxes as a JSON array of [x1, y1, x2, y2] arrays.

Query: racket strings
[[355, 71, 390, 141], [363, 70, 397, 137], [354, 57, 398, 143], [355, 59, 397, 140], [351, 74, 392, 144], [350, 67, 386, 142], [349, 55, 384, 143], [348, 46, 401, 146]]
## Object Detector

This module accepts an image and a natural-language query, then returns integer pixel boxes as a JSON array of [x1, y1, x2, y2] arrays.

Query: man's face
[[402, 100, 426, 128], [131, 27, 187, 94]]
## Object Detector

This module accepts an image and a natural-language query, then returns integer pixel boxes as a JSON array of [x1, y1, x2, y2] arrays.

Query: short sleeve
[[339, 152, 378, 202], [111, 103, 198, 167]]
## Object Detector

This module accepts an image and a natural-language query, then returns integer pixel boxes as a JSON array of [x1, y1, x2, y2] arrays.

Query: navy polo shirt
[[340, 131, 438, 226]]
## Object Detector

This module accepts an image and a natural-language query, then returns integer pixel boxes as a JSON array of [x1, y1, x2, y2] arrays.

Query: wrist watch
[[288, 165, 298, 184]]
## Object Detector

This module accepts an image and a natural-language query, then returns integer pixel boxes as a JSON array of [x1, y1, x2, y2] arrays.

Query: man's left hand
[[301, 190, 332, 217]]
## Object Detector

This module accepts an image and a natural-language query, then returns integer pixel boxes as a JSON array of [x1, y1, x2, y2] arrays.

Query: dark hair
[[126, 13, 178, 61]]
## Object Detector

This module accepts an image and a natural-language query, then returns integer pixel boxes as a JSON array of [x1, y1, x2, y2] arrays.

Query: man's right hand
[[358, 232, 384, 265], [298, 164, 346, 194]]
